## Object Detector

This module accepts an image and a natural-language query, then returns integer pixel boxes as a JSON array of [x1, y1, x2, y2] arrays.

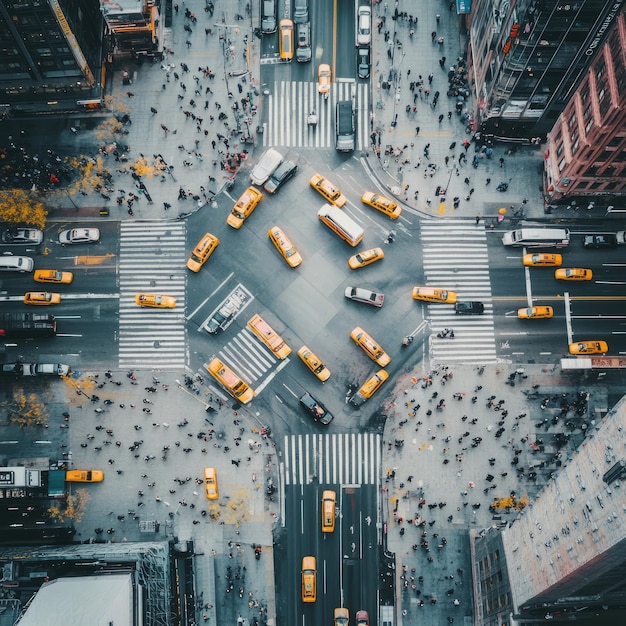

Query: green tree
[[0, 190, 47, 228]]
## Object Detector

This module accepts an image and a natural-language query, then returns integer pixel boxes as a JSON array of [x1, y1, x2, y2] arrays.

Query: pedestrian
[[415, 126, 420, 135], [499, 157, 505, 167], [438, 114, 444, 123], [475, 215, 480, 225]]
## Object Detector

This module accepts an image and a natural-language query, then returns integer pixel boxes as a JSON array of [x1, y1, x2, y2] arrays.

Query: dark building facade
[[0, 0, 104, 118], [543, 4, 626, 208], [470, 396, 626, 625], [468, 0, 625, 140]]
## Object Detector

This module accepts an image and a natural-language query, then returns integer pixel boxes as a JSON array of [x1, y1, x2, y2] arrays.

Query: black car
[[583, 234, 617, 248], [204, 303, 236, 334], [299, 392, 334, 425], [455, 301, 485, 315], [357, 46, 370, 79], [263, 160, 298, 194]]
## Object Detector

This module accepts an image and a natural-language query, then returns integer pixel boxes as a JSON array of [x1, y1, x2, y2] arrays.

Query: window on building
[[558, 157, 566, 172]]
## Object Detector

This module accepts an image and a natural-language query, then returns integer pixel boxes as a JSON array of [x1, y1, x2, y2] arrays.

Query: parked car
[[357, 46, 370, 79], [455, 301, 484, 314], [1, 227, 43, 245], [344, 286, 384, 307], [1, 362, 70, 376], [296, 21, 312, 63], [299, 392, 333, 425], [356, 5, 371, 46], [250, 148, 282, 186], [583, 234, 617, 248], [260, 0, 277, 33], [58, 228, 100, 244]]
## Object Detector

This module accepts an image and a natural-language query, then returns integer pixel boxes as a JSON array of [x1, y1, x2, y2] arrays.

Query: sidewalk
[[59, 367, 278, 626], [365, 2, 610, 224], [49, 4, 260, 222], [381, 362, 604, 625]]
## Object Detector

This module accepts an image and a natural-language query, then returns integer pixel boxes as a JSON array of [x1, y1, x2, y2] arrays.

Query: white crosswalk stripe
[[118, 222, 187, 369], [263, 80, 369, 149], [282, 433, 381, 486], [217, 328, 278, 385], [420, 219, 497, 364]]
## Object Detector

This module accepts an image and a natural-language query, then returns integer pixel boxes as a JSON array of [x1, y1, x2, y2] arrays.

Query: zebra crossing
[[420, 219, 497, 364], [216, 328, 280, 387], [263, 80, 369, 149], [282, 433, 381, 486], [118, 222, 187, 369]]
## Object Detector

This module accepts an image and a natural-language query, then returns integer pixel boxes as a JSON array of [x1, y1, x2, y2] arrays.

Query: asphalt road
[[278, 483, 377, 626]]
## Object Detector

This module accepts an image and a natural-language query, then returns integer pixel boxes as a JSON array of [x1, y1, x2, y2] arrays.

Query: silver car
[[59, 228, 100, 244], [344, 286, 384, 308], [1, 228, 43, 245]]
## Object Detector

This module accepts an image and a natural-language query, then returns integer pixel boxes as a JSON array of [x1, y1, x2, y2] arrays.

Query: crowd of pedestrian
[[383, 361, 590, 623]]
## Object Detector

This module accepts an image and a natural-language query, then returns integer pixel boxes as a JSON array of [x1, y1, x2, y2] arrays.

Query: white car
[[1, 228, 44, 245], [250, 148, 283, 186], [356, 6, 371, 46], [344, 286, 384, 308], [59, 228, 100, 244]]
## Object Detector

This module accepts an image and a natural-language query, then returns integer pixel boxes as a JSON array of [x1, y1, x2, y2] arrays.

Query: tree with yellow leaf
[[49, 488, 90, 523], [1, 390, 48, 428], [0, 189, 47, 229]]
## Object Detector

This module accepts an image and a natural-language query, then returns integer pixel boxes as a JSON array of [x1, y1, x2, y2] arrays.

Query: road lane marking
[[187, 272, 234, 320], [564, 291, 572, 344]]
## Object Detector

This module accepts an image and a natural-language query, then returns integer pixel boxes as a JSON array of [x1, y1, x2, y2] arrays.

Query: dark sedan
[[264, 160, 298, 194], [583, 234, 617, 248], [299, 392, 334, 425]]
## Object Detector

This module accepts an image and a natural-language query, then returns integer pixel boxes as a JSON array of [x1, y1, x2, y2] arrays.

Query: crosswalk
[[282, 433, 381, 486], [118, 222, 187, 369], [216, 327, 280, 386], [420, 219, 497, 364], [263, 80, 369, 149]]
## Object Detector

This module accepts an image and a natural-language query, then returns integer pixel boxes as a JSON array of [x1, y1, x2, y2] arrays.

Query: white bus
[[502, 227, 570, 247], [317, 204, 364, 247]]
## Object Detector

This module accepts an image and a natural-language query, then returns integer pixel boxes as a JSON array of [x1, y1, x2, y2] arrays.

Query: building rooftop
[[17, 573, 133, 626], [502, 395, 626, 609]]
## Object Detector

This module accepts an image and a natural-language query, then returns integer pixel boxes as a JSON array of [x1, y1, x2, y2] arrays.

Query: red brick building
[[543, 6, 626, 210]]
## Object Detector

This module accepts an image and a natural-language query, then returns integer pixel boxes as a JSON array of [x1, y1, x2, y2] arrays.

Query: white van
[[502, 228, 570, 248], [317, 204, 364, 247], [0, 256, 34, 272], [250, 148, 283, 186]]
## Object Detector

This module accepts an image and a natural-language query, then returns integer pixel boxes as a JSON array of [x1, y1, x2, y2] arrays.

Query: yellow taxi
[[334, 608, 349, 626], [297, 346, 331, 381], [268, 226, 302, 268], [205, 357, 255, 404], [23, 291, 61, 306], [318, 63, 331, 96], [361, 191, 402, 219], [569, 340, 608, 355], [204, 467, 219, 500], [322, 490, 336, 532], [309, 173, 347, 207], [187, 232, 220, 272], [34, 270, 74, 284], [555, 268, 593, 281], [301, 556, 317, 603], [348, 247, 384, 270], [350, 369, 389, 407], [65, 470, 104, 482], [350, 326, 391, 366], [522, 253, 562, 267], [412, 287, 457, 304], [135, 293, 177, 308], [248, 313, 292, 359], [517, 306, 554, 319], [227, 187, 263, 229]]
